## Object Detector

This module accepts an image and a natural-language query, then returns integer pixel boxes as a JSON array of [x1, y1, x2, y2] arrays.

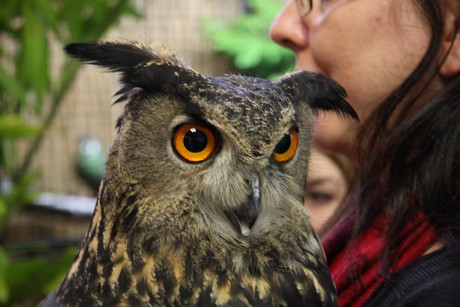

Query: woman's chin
[[313, 113, 359, 159]]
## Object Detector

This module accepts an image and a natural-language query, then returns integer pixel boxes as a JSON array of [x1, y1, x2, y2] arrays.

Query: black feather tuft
[[64, 41, 208, 97], [278, 71, 359, 121], [64, 41, 158, 73]]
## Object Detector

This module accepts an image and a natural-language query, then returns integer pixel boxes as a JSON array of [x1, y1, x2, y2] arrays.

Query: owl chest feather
[[54, 190, 333, 306]]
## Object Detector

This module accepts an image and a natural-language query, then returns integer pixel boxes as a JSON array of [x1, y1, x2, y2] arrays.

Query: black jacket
[[365, 245, 460, 306]]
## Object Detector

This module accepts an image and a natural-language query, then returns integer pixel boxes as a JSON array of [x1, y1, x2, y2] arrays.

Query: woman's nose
[[270, 0, 309, 52]]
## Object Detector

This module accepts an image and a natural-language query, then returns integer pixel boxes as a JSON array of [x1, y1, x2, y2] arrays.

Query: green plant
[[203, 0, 294, 80], [0, 0, 141, 305], [0, 245, 78, 305]]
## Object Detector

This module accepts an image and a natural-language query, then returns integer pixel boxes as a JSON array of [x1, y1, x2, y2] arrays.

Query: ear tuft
[[66, 41, 144, 71], [64, 40, 207, 96], [278, 71, 359, 121]]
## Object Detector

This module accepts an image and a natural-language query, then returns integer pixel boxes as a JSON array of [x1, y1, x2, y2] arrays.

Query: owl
[[41, 41, 357, 306]]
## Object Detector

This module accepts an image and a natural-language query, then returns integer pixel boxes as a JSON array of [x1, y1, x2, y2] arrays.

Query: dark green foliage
[[0, 246, 77, 306], [203, 0, 295, 80]]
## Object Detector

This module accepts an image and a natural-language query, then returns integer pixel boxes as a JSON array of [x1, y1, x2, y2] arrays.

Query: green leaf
[[60, 0, 84, 39], [42, 247, 78, 292], [0, 248, 10, 304], [203, 0, 292, 79], [35, 0, 60, 36], [0, 173, 38, 231], [0, 116, 39, 139], [0, 197, 8, 233], [16, 2, 51, 111], [0, 0, 21, 34], [5, 247, 77, 305], [0, 66, 29, 110]]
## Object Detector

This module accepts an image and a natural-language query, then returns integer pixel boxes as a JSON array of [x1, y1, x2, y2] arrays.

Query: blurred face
[[305, 148, 348, 233], [270, 0, 431, 156]]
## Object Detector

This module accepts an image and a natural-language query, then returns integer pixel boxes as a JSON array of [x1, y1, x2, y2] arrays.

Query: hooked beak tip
[[227, 175, 261, 237]]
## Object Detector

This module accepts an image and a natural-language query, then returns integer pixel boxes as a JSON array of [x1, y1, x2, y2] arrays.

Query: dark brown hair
[[352, 0, 460, 269]]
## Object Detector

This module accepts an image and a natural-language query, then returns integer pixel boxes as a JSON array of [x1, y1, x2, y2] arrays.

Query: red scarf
[[323, 213, 437, 306]]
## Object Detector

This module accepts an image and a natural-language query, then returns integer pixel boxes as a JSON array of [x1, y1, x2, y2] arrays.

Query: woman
[[305, 147, 354, 236], [271, 0, 460, 306]]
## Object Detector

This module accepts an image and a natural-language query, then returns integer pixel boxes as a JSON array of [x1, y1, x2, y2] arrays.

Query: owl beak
[[227, 175, 261, 237], [247, 174, 261, 228]]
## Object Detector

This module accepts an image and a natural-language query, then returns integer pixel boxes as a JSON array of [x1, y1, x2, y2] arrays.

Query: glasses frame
[[295, 0, 313, 17]]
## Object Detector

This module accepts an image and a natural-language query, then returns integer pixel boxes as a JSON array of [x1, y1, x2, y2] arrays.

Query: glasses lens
[[296, 0, 312, 17]]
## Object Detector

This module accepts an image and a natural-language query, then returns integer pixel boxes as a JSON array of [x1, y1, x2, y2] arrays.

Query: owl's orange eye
[[272, 129, 299, 163], [173, 124, 217, 163]]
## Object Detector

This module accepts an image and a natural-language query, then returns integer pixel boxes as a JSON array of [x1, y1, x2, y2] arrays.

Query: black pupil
[[274, 133, 291, 154], [184, 128, 208, 152]]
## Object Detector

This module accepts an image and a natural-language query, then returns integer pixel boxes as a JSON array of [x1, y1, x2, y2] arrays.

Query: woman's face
[[305, 149, 349, 233], [270, 0, 431, 155]]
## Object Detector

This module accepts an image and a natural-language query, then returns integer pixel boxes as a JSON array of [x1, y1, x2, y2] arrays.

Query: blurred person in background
[[305, 147, 354, 237], [271, 0, 460, 305]]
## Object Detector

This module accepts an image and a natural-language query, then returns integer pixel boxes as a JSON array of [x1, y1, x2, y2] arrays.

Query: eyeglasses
[[295, 0, 313, 17]]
